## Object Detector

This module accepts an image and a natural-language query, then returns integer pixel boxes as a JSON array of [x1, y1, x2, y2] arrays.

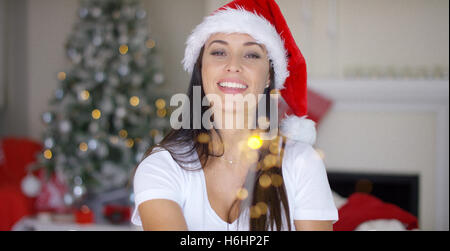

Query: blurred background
[[0, 0, 448, 231]]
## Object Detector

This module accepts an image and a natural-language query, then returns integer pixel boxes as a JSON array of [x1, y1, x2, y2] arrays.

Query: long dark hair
[[136, 46, 292, 231]]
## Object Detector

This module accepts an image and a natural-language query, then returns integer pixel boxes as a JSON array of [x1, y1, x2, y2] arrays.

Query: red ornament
[[75, 205, 94, 224], [103, 205, 131, 224]]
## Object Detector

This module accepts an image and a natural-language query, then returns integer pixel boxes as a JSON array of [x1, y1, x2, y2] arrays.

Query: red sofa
[[0, 137, 42, 231]]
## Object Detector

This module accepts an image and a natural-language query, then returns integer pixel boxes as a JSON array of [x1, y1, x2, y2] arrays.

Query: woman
[[131, 0, 338, 231]]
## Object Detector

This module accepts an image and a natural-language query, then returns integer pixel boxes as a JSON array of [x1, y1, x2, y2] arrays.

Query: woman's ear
[[265, 74, 271, 87]]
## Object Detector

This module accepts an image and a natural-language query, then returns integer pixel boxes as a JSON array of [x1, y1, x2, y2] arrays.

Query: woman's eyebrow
[[207, 40, 265, 51]]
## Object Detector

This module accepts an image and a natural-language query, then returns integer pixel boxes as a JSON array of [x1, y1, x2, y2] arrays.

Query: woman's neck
[[210, 129, 252, 160]]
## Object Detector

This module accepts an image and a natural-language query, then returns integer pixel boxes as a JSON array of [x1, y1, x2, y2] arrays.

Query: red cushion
[[0, 137, 43, 230], [0, 185, 34, 230], [0, 138, 42, 186], [333, 193, 418, 231]]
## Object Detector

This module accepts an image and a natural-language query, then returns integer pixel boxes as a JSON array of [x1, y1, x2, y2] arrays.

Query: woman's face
[[201, 33, 271, 115]]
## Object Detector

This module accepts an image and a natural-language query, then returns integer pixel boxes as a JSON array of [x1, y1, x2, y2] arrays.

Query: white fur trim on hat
[[280, 114, 316, 145], [182, 6, 289, 90]]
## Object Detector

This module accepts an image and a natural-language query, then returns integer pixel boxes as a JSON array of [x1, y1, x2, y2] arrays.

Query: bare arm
[[138, 199, 188, 231], [294, 220, 333, 231]]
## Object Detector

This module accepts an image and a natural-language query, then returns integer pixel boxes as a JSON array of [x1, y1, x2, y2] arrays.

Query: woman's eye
[[211, 51, 225, 56], [246, 53, 261, 59]]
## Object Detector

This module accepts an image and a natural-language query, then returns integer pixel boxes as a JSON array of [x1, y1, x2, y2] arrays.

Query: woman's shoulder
[[136, 144, 200, 177], [138, 146, 173, 167], [282, 138, 325, 175], [283, 138, 317, 162]]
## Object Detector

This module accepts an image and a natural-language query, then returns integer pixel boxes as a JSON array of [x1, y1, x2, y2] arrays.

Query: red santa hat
[[182, 0, 316, 145]]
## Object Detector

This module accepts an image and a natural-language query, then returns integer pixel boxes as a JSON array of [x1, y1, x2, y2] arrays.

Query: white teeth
[[218, 82, 247, 89]]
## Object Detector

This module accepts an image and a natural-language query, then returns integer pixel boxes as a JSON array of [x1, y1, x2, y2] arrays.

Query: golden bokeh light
[[236, 188, 248, 200], [57, 72, 66, 81], [244, 150, 259, 164], [263, 154, 278, 169], [270, 89, 280, 95], [130, 96, 140, 107], [119, 44, 129, 55], [150, 129, 159, 138], [155, 99, 166, 109], [256, 202, 268, 215], [109, 136, 119, 144], [269, 142, 280, 155], [80, 90, 90, 101], [250, 205, 262, 219], [125, 138, 135, 148], [44, 149, 53, 160], [157, 109, 167, 118], [91, 109, 101, 120], [146, 39, 156, 49], [79, 142, 88, 152], [247, 135, 263, 150], [237, 139, 248, 152], [197, 133, 210, 144], [259, 174, 272, 188], [271, 174, 283, 187], [119, 129, 128, 138]]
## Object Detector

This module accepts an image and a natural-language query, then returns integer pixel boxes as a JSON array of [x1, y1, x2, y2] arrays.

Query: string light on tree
[[92, 109, 102, 120], [80, 90, 90, 101], [119, 44, 129, 55], [146, 39, 156, 49], [57, 72, 67, 81], [79, 142, 89, 152], [44, 149, 53, 160], [129, 96, 140, 107], [119, 129, 128, 139]]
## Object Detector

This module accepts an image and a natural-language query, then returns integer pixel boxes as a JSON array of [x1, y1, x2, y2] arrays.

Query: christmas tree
[[36, 0, 171, 204]]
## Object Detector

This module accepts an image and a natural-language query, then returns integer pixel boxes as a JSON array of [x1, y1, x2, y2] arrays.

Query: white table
[[12, 217, 142, 231]]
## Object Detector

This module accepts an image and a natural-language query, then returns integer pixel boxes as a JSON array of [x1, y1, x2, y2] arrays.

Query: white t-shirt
[[131, 138, 338, 230]]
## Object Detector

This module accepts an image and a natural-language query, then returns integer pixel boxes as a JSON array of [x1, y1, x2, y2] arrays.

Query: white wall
[[0, 0, 6, 110], [207, 0, 449, 78], [27, 0, 78, 139]]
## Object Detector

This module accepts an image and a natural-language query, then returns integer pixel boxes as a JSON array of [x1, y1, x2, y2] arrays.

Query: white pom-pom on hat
[[280, 114, 317, 145]]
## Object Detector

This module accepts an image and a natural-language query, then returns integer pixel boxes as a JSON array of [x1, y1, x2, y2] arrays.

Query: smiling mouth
[[216, 82, 249, 94], [217, 82, 248, 89]]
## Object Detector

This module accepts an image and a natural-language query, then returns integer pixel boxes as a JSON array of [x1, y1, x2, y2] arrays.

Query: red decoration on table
[[103, 205, 131, 224], [75, 205, 94, 224]]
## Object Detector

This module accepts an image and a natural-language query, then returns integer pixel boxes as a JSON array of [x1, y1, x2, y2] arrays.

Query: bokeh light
[[119, 44, 129, 55], [248, 135, 263, 150], [119, 129, 128, 138], [271, 174, 283, 187], [91, 109, 101, 120], [197, 133, 210, 144], [44, 149, 53, 160], [236, 188, 248, 200], [155, 99, 166, 109], [79, 142, 88, 152], [259, 174, 272, 188], [57, 72, 67, 81], [130, 96, 140, 107]]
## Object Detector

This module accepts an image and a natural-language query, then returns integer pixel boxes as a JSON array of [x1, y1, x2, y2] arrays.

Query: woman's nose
[[226, 57, 242, 72]]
